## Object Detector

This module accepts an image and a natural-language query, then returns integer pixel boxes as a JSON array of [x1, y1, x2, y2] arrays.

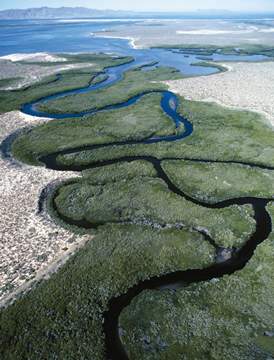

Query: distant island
[[0, 6, 273, 20]]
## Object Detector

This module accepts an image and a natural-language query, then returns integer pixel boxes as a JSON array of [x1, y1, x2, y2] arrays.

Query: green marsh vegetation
[[0, 54, 133, 113], [2, 55, 274, 359], [119, 203, 274, 360], [56, 97, 274, 169], [53, 168, 255, 248], [191, 61, 228, 72], [54, 164, 255, 248], [36, 66, 182, 114], [81, 160, 157, 185], [153, 44, 274, 58], [0, 77, 22, 88], [0, 69, 95, 113], [11, 93, 181, 166], [162, 160, 274, 203], [0, 223, 216, 359]]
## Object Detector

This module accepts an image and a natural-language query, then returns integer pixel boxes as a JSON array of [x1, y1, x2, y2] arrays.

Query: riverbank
[[0, 110, 91, 306], [0, 58, 95, 90], [166, 61, 274, 127]]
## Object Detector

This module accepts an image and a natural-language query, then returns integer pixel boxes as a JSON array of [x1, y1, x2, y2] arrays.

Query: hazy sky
[[1, 0, 274, 12]]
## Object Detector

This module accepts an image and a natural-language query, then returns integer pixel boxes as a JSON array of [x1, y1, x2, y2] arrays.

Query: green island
[[152, 44, 274, 58], [1, 51, 274, 360]]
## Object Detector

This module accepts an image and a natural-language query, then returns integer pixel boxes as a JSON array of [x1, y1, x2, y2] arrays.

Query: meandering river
[[12, 53, 274, 359]]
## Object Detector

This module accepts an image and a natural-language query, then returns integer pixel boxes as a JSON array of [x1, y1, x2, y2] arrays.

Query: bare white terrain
[[166, 61, 274, 127], [0, 111, 91, 306], [0, 52, 67, 63], [95, 19, 274, 48]]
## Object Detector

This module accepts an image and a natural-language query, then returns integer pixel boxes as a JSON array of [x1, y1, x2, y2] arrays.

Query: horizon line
[[1, 7, 274, 14]]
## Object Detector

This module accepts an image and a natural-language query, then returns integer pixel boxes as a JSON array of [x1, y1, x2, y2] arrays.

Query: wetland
[[1, 38, 274, 360]]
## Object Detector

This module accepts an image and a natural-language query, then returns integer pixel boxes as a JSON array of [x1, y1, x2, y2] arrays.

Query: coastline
[[0, 53, 67, 63], [92, 32, 141, 49]]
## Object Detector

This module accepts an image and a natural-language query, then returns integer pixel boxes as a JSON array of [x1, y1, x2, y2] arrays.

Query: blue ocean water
[[0, 19, 269, 76]]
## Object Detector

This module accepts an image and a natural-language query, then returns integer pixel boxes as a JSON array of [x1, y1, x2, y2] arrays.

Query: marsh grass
[[119, 204, 274, 360], [12, 93, 179, 165], [0, 54, 133, 113]]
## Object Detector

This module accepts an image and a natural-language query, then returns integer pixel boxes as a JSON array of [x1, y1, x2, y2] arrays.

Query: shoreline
[[92, 32, 141, 50], [0, 52, 67, 63]]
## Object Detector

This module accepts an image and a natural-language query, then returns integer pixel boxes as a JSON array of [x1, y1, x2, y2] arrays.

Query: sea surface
[[0, 18, 270, 76]]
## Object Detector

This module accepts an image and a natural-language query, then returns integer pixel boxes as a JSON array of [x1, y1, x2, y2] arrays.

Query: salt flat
[[0, 52, 67, 63], [95, 19, 274, 48], [166, 61, 274, 127], [0, 111, 91, 306]]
